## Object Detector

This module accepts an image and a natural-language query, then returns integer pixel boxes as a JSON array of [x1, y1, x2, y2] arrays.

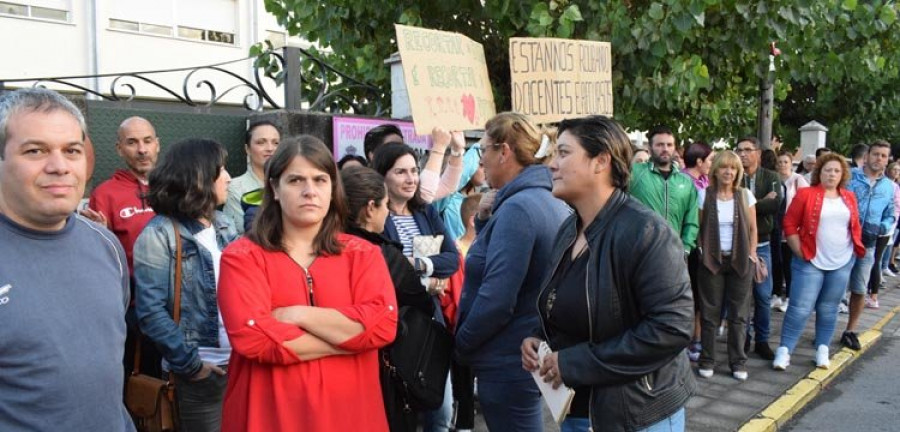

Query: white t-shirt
[[699, 189, 757, 254], [811, 197, 854, 270], [194, 226, 232, 366]]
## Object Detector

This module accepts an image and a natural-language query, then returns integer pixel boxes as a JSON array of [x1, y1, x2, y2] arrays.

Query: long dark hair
[[146, 138, 227, 221], [371, 142, 426, 213], [341, 165, 386, 229], [557, 116, 633, 191], [248, 135, 345, 255]]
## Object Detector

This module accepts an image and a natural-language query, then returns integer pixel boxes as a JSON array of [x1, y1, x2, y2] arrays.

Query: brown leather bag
[[125, 219, 183, 432]]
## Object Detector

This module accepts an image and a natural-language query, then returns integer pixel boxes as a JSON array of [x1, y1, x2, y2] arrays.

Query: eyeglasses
[[475, 143, 502, 158], [735, 147, 758, 154]]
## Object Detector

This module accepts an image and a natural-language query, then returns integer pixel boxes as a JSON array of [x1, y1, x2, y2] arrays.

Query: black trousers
[[868, 235, 891, 294]]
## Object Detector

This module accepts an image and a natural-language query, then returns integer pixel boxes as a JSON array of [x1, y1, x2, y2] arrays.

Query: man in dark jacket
[[737, 136, 783, 360]]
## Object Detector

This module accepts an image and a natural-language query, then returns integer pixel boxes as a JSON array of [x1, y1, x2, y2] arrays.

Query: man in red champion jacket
[[81, 116, 161, 378]]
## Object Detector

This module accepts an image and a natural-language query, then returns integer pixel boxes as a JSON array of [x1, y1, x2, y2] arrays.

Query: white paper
[[531, 341, 576, 424]]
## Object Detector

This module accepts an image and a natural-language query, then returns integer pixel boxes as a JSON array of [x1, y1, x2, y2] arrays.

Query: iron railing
[[0, 46, 386, 116]]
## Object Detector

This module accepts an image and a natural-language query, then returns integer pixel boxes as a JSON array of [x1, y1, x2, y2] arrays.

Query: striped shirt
[[391, 214, 421, 257]]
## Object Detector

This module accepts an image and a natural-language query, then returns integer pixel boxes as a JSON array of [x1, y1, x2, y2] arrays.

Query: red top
[[89, 169, 154, 275], [218, 234, 398, 432], [783, 185, 866, 261]]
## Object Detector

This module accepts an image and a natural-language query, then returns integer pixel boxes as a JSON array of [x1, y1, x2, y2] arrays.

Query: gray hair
[[0, 88, 86, 158]]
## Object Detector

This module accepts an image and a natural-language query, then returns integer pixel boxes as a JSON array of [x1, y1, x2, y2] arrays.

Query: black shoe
[[755, 342, 775, 360], [841, 331, 861, 351]]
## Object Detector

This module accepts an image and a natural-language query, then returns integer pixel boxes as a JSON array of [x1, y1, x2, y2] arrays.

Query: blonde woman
[[696, 151, 758, 381]]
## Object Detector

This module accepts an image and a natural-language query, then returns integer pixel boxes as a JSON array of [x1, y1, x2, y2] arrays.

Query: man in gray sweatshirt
[[0, 88, 134, 431]]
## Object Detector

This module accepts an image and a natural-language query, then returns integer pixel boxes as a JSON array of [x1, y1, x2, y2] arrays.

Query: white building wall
[[0, 0, 304, 107]]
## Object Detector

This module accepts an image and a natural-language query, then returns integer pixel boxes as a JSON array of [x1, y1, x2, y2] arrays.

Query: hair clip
[[535, 134, 551, 158]]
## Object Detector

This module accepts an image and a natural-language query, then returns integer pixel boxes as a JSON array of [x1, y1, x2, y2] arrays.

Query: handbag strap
[[132, 219, 184, 379]]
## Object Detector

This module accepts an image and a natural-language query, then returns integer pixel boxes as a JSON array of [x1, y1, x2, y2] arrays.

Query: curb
[[737, 305, 900, 432]]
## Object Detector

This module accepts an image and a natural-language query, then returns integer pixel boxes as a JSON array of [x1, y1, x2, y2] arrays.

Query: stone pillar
[[384, 52, 411, 120], [799, 121, 828, 157]]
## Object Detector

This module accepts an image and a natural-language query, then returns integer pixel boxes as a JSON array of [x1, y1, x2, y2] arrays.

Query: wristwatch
[[450, 148, 464, 157]]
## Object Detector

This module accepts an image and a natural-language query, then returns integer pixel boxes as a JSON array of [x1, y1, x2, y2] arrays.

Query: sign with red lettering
[[395, 24, 496, 134], [509, 37, 613, 124]]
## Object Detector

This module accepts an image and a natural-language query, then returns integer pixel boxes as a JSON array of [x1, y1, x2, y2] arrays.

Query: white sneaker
[[698, 368, 714, 378], [816, 345, 830, 369], [770, 296, 783, 309], [772, 346, 790, 370], [717, 323, 726, 337], [883, 268, 897, 278], [732, 370, 748, 381], [777, 298, 789, 313], [839, 303, 849, 314]]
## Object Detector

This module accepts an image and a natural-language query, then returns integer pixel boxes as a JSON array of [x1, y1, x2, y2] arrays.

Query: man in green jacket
[[629, 125, 700, 254]]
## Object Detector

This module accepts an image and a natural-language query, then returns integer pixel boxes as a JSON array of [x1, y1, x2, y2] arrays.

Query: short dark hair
[[248, 135, 346, 255], [146, 138, 227, 221], [371, 142, 426, 212], [363, 124, 403, 159], [761, 149, 777, 170], [815, 147, 831, 157], [647, 125, 675, 146], [460, 193, 481, 228], [340, 165, 385, 229], [870, 139, 891, 153], [558, 116, 633, 191], [245, 120, 279, 146], [851, 143, 869, 159], [683, 141, 712, 168], [337, 154, 368, 170], [737, 135, 760, 149]]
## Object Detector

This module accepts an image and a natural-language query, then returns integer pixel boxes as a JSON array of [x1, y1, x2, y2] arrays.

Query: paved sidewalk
[[687, 278, 900, 431]]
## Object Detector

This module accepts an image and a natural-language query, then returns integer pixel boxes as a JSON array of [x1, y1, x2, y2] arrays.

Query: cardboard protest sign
[[395, 24, 496, 134], [509, 37, 613, 124], [331, 117, 432, 161]]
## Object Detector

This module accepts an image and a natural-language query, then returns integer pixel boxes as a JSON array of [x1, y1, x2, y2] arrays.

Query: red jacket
[[89, 169, 155, 275], [783, 185, 866, 261], [218, 235, 397, 432]]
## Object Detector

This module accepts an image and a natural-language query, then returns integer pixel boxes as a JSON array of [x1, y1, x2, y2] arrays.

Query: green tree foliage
[[262, 0, 900, 153]]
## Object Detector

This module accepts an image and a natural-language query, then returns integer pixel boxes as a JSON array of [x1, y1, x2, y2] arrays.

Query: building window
[[109, 18, 139, 32], [0, 1, 69, 22], [108, 0, 237, 46]]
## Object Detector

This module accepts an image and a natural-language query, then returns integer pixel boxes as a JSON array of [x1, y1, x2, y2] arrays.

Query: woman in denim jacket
[[134, 138, 237, 432]]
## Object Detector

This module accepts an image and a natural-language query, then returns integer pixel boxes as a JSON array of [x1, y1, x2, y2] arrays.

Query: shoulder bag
[[125, 219, 183, 432]]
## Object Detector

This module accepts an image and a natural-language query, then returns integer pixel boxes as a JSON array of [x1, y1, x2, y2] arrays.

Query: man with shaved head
[[82, 116, 161, 377]]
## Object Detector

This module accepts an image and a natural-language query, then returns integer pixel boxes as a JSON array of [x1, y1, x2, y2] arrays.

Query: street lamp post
[[758, 42, 781, 150]]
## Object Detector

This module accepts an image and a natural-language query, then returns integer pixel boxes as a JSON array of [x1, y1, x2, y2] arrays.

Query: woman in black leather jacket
[[521, 116, 695, 432]]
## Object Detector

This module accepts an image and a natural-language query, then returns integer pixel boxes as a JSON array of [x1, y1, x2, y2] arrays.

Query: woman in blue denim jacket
[[134, 138, 237, 432]]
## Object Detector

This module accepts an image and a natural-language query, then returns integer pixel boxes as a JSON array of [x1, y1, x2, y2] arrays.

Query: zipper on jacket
[[642, 374, 653, 391], [664, 178, 670, 220], [302, 266, 315, 306], [536, 233, 577, 342], [583, 246, 595, 431]]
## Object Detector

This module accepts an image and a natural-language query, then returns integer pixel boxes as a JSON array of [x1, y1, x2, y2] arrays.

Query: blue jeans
[[639, 408, 686, 432], [559, 408, 685, 432], [848, 246, 876, 295], [422, 373, 453, 432], [749, 244, 773, 343], [779, 258, 855, 352], [477, 376, 542, 432]]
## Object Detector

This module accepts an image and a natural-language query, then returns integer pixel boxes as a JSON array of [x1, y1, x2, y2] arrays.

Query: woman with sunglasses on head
[[217, 136, 398, 432], [455, 112, 569, 432], [522, 115, 694, 432]]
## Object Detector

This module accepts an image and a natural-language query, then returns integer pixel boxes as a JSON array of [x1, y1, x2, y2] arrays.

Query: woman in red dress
[[218, 135, 398, 432]]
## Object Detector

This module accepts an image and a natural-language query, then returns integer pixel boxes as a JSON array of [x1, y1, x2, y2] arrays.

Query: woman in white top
[[696, 151, 758, 381], [771, 151, 810, 310], [774, 153, 865, 371], [224, 121, 281, 233]]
